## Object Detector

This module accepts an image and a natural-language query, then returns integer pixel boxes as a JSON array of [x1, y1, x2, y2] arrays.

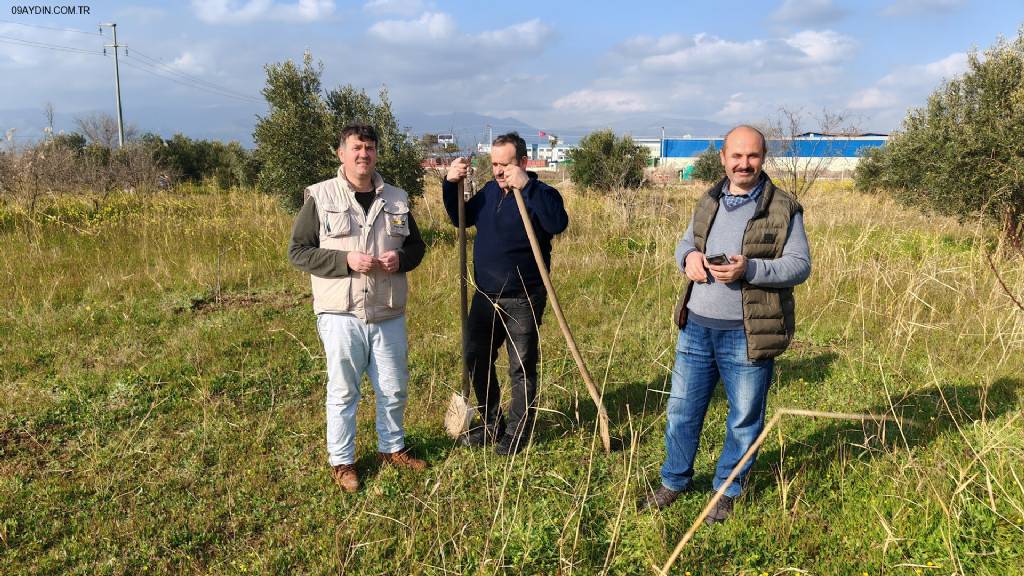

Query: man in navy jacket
[[443, 132, 568, 455]]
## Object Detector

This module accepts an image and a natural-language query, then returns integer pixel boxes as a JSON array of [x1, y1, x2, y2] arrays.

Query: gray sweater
[[675, 198, 811, 326]]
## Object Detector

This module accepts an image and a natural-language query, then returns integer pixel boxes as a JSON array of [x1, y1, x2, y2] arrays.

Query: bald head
[[723, 125, 767, 156], [719, 124, 767, 193]]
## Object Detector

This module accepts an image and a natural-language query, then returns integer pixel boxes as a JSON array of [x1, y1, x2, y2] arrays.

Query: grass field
[[1, 178, 1022, 575]]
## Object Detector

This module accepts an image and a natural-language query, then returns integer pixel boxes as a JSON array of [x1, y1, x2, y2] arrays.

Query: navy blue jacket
[[442, 172, 568, 296]]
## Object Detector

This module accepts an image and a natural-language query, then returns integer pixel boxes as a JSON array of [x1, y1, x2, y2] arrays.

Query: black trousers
[[465, 290, 546, 440]]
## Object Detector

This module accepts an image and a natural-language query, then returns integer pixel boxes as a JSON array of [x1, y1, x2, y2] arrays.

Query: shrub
[[254, 53, 423, 211], [690, 144, 725, 183], [566, 129, 648, 192], [855, 28, 1024, 247]]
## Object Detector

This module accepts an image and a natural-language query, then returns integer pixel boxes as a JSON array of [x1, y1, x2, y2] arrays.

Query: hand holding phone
[[705, 252, 730, 266]]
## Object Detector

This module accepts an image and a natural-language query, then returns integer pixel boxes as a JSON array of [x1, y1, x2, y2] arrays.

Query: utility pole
[[660, 125, 665, 165], [99, 23, 125, 148]]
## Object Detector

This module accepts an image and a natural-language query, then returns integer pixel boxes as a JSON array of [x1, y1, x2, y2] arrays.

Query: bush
[[157, 134, 258, 189], [254, 53, 423, 211], [690, 144, 724, 183], [566, 129, 648, 192], [855, 28, 1024, 247]]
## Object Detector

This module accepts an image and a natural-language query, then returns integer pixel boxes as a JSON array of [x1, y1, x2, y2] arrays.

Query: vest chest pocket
[[322, 209, 353, 238], [384, 205, 410, 237]]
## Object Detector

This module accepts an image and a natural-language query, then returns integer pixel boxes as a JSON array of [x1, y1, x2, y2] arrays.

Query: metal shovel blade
[[444, 391, 476, 438]]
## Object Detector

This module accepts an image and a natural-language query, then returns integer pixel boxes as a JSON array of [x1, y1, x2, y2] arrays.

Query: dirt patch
[[0, 427, 47, 458]]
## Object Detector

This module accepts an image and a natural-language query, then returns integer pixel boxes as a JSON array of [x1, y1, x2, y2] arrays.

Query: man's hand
[[502, 163, 529, 191], [378, 250, 400, 274], [708, 254, 748, 284], [446, 157, 469, 183], [684, 250, 709, 283], [346, 251, 377, 274]]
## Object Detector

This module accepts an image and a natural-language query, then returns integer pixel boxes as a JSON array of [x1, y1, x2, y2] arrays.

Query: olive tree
[[254, 52, 422, 211], [855, 28, 1024, 248]]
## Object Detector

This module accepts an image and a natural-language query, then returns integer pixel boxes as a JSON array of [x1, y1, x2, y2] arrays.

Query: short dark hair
[[723, 124, 767, 156], [338, 124, 378, 148], [492, 131, 528, 160]]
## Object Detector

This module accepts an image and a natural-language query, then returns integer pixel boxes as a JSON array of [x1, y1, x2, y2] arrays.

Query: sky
[[1, 0, 1021, 145]]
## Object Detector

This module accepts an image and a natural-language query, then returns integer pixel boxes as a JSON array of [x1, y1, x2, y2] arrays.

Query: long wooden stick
[[510, 187, 612, 454], [657, 408, 908, 575], [457, 179, 470, 398]]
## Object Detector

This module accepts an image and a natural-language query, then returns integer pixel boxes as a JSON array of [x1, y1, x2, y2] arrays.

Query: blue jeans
[[660, 321, 774, 497], [317, 313, 409, 466]]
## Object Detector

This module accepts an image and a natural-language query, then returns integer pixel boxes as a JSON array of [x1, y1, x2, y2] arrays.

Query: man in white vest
[[289, 124, 428, 492]]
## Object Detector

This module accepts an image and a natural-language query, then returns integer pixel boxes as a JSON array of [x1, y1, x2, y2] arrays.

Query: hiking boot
[[638, 485, 685, 511], [703, 495, 735, 525], [460, 419, 505, 448], [332, 464, 359, 493], [378, 448, 429, 471], [495, 433, 529, 456]]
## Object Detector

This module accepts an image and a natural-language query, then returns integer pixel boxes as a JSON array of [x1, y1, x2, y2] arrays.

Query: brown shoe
[[378, 448, 429, 471], [638, 485, 685, 511], [332, 464, 359, 492]]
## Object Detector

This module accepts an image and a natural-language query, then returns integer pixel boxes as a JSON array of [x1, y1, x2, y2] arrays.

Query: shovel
[[510, 186, 612, 454], [444, 172, 476, 438]]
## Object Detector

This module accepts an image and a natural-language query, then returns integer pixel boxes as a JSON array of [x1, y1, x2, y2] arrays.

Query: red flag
[[538, 130, 546, 137]]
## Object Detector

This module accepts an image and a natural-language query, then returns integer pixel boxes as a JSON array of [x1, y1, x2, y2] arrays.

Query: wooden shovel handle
[[510, 187, 612, 454], [458, 179, 470, 398]]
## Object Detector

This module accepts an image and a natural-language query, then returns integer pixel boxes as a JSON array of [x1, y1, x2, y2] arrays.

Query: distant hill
[[1, 105, 730, 148]]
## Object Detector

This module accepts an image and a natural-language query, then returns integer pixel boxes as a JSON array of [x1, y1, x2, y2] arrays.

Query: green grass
[[1, 180, 1022, 575]]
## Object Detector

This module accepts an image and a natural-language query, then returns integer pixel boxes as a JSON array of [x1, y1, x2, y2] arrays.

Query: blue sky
[[1, 0, 1021, 143]]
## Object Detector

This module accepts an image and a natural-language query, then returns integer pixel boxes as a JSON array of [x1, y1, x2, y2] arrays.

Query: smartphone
[[706, 252, 731, 266]]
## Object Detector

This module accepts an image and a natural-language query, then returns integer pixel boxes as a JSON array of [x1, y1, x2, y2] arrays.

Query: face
[[491, 143, 525, 189], [719, 127, 764, 191], [338, 135, 378, 180]]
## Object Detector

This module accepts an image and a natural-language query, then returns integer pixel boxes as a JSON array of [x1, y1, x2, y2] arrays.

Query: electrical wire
[[118, 58, 263, 104], [0, 34, 104, 55], [0, 31, 263, 104], [124, 48, 260, 102], [0, 18, 102, 36]]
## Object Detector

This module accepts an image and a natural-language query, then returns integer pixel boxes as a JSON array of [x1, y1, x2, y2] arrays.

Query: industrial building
[[653, 132, 888, 173]]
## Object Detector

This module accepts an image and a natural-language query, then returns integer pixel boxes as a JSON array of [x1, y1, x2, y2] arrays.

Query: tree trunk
[[1004, 207, 1023, 253]]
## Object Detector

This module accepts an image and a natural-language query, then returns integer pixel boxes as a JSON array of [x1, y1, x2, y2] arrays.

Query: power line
[[0, 34, 104, 55], [0, 18, 102, 36], [118, 58, 263, 104], [0, 30, 263, 105], [125, 48, 260, 102]]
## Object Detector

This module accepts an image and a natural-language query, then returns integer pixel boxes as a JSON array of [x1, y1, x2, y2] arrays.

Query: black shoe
[[703, 495, 734, 525], [495, 433, 528, 456], [460, 420, 504, 448], [638, 485, 685, 511]]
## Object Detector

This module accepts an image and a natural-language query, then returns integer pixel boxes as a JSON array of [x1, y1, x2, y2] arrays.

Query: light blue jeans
[[660, 321, 774, 497], [317, 313, 409, 466]]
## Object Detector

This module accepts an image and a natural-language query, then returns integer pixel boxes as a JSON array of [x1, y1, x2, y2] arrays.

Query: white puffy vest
[[306, 168, 412, 322]]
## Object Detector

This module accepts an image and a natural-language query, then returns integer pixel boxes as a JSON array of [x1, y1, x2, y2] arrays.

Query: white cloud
[[882, 0, 966, 17], [548, 29, 857, 125], [476, 19, 553, 50], [785, 30, 856, 63], [368, 13, 553, 50], [847, 87, 899, 110], [614, 34, 690, 58], [848, 52, 968, 111], [771, 0, 846, 27], [191, 0, 335, 24], [363, 0, 425, 16], [714, 93, 759, 122], [627, 30, 854, 75], [168, 51, 209, 75], [368, 11, 456, 42], [553, 89, 649, 113]]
